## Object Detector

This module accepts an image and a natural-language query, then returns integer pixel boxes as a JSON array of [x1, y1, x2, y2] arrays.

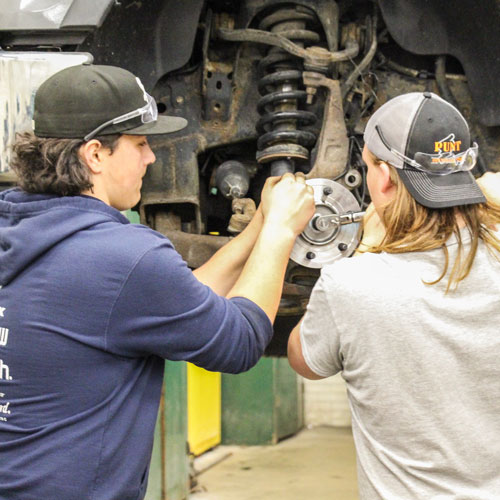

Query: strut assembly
[[254, 6, 320, 175], [216, 2, 359, 178], [216, 2, 364, 267]]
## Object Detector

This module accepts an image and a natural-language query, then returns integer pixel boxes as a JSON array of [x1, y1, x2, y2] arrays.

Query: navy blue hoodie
[[0, 189, 272, 500]]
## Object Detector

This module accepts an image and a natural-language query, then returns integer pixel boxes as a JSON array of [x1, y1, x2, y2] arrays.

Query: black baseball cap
[[363, 92, 486, 209], [33, 64, 187, 140]]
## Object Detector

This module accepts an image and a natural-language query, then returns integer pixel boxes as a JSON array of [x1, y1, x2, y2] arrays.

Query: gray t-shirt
[[300, 232, 500, 499]]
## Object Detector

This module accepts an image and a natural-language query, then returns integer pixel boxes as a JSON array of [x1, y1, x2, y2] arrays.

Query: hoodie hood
[[0, 188, 129, 286]]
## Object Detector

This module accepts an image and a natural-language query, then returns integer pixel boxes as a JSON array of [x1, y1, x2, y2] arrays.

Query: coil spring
[[255, 6, 321, 168]]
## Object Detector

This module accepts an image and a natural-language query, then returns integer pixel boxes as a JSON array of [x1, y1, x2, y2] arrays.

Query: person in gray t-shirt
[[288, 92, 500, 500]]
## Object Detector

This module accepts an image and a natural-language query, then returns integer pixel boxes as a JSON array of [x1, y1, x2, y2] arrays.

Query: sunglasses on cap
[[375, 125, 478, 175], [83, 93, 158, 142]]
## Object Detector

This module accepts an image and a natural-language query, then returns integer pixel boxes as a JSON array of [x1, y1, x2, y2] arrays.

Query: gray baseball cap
[[34, 64, 187, 141], [364, 92, 486, 209]]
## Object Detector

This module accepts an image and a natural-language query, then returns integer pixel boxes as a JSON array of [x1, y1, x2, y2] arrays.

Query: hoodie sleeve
[[104, 242, 273, 373]]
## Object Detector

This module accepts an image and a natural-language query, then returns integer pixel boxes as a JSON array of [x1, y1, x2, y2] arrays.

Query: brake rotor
[[290, 178, 362, 269]]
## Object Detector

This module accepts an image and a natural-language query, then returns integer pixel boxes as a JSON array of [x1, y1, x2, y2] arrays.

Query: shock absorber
[[255, 5, 321, 176]]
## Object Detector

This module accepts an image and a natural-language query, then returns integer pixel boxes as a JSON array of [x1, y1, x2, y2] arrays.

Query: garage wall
[[303, 373, 351, 427]]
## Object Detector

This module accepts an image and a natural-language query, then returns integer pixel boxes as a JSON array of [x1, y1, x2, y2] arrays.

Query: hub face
[[290, 178, 362, 269]]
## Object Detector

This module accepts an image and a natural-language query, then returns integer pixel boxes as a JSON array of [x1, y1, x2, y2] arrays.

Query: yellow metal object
[[187, 363, 221, 456]]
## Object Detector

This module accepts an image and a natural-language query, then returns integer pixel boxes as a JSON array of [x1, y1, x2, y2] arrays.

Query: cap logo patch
[[135, 77, 149, 104], [434, 134, 462, 153]]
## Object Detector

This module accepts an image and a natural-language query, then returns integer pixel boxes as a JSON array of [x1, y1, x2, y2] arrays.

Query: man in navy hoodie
[[0, 64, 315, 500]]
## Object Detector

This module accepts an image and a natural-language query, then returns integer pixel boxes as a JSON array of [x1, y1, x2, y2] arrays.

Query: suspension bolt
[[306, 251, 316, 260], [305, 86, 317, 105], [338, 243, 348, 252], [323, 187, 333, 196]]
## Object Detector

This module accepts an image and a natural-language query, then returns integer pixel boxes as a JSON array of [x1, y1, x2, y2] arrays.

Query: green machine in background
[[143, 358, 303, 499], [222, 357, 303, 445], [145, 361, 189, 500]]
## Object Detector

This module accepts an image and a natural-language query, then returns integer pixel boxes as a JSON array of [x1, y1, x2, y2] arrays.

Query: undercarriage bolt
[[323, 186, 333, 196], [306, 86, 317, 105], [338, 243, 348, 252], [306, 251, 316, 260]]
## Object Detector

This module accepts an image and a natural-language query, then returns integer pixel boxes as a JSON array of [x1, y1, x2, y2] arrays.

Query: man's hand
[[261, 172, 315, 236], [226, 172, 315, 322], [194, 172, 314, 299]]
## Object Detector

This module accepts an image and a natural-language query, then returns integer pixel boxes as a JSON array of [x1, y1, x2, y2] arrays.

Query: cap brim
[[125, 116, 188, 136], [397, 168, 487, 209]]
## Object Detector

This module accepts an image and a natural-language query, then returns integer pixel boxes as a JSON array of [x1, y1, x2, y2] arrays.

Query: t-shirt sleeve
[[300, 269, 343, 377], [105, 242, 273, 374]]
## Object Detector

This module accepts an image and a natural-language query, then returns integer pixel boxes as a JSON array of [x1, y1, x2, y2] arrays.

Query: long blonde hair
[[366, 165, 500, 292]]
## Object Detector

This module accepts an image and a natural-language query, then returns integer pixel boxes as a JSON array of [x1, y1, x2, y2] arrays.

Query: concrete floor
[[190, 426, 359, 500]]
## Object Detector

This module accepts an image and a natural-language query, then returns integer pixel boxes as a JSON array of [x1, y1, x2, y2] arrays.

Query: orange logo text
[[434, 140, 462, 153]]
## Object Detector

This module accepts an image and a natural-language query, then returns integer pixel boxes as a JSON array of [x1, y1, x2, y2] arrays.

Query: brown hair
[[365, 161, 500, 292], [10, 132, 120, 196]]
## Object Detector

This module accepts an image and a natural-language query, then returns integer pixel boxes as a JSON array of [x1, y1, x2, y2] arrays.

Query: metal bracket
[[201, 10, 234, 122], [303, 71, 349, 180], [203, 61, 234, 122], [216, 27, 358, 70]]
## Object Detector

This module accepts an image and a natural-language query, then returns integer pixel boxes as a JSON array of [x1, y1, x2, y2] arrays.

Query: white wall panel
[[303, 373, 351, 427]]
